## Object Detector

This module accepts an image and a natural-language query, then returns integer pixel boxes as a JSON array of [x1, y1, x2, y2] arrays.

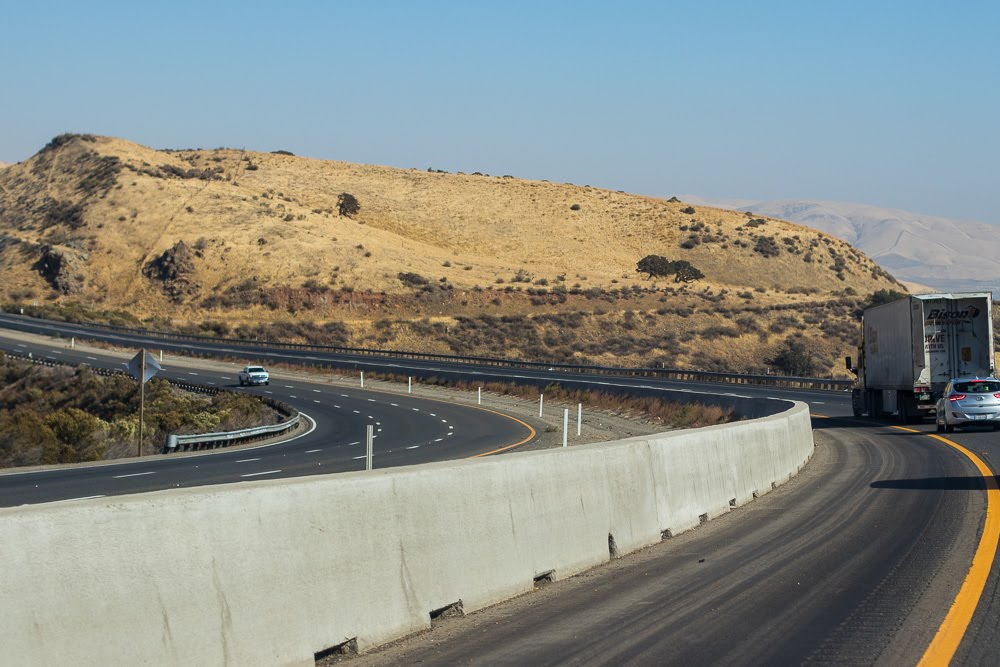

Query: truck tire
[[851, 389, 864, 417]]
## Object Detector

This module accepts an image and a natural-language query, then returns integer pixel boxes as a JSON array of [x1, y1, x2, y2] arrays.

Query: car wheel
[[936, 420, 944, 433], [945, 422, 955, 433]]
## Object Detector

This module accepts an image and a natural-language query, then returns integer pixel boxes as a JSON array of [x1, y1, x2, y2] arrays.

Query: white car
[[935, 377, 1000, 432], [238, 365, 270, 386]]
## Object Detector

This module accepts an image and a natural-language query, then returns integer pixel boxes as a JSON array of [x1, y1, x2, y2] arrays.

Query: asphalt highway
[[5, 314, 999, 663], [0, 330, 534, 506], [340, 415, 1000, 666]]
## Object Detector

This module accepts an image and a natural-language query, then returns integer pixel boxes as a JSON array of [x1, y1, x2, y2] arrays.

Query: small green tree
[[864, 289, 907, 309], [672, 261, 704, 283], [773, 339, 815, 376], [636, 255, 673, 279], [337, 192, 360, 218]]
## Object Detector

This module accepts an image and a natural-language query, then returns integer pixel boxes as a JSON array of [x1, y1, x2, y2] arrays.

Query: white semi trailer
[[848, 292, 995, 421]]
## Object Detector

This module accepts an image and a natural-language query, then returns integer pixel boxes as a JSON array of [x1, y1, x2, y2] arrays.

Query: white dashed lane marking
[[240, 470, 281, 478], [236, 458, 260, 463], [305, 449, 321, 453], [113, 471, 155, 479]]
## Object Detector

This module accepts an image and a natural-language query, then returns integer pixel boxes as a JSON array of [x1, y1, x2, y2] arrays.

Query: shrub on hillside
[[863, 289, 908, 311], [772, 339, 816, 376], [398, 272, 429, 287], [338, 193, 360, 218]]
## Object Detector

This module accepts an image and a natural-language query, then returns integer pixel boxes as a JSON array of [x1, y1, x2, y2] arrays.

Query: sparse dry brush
[[0, 354, 276, 468], [0, 134, 909, 376]]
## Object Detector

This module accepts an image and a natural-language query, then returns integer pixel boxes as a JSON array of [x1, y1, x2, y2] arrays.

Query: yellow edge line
[[466, 408, 537, 458], [886, 426, 1000, 666]]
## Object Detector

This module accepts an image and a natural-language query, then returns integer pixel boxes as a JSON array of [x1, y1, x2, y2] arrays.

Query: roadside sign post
[[126, 349, 161, 457]]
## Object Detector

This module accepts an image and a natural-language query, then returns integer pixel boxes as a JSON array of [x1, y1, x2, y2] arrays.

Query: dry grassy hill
[[0, 134, 905, 375]]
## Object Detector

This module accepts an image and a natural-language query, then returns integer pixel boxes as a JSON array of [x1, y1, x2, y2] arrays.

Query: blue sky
[[1, 1, 997, 223]]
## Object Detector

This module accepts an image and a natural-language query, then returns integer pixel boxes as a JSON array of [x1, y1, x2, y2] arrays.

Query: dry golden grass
[[0, 134, 904, 375]]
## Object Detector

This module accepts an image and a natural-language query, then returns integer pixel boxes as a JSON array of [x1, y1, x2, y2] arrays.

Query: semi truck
[[848, 292, 995, 421]]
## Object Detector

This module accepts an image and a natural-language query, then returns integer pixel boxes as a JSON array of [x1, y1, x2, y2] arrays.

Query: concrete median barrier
[[0, 401, 812, 666]]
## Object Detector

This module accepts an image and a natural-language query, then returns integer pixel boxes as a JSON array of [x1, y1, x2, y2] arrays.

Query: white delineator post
[[159, 350, 163, 362], [577, 403, 582, 436], [478, 387, 482, 405], [408, 377, 412, 394], [562, 409, 568, 447], [360, 371, 365, 388], [539, 393, 544, 418], [365, 424, 374, 471], [70, 337, 74, 349]]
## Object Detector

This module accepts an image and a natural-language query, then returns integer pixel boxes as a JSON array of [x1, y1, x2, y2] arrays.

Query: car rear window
[[954, 381, 1000, 393]]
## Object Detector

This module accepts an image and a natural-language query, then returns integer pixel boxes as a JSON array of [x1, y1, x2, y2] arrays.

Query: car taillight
[[949, 394, 966, 401], [994, 393, 1000, 399]]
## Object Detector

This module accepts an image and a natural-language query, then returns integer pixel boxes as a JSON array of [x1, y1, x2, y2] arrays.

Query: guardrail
[[164, 413, 300, 452], [0, 311, 854, 391], [2, 351, 300, 454]]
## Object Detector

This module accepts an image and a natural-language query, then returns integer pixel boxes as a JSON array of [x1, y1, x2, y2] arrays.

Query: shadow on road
[[871, 476, 995, 491]]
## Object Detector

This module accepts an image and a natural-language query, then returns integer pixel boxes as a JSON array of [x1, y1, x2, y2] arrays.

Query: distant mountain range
[[681, 196, 1000, 294]]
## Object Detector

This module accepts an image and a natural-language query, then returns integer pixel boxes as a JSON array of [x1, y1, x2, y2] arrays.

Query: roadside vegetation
[[0, 354, 275, 468], [6, 289, 873, 379]]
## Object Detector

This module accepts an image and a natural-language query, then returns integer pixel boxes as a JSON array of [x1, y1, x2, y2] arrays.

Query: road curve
[[338, 418, 991, 665], [4, 315, 1000, 663], [0, 331, 535, 506]]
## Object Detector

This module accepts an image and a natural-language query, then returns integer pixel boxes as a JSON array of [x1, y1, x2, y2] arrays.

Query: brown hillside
[[0, 134, 904, 375]]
